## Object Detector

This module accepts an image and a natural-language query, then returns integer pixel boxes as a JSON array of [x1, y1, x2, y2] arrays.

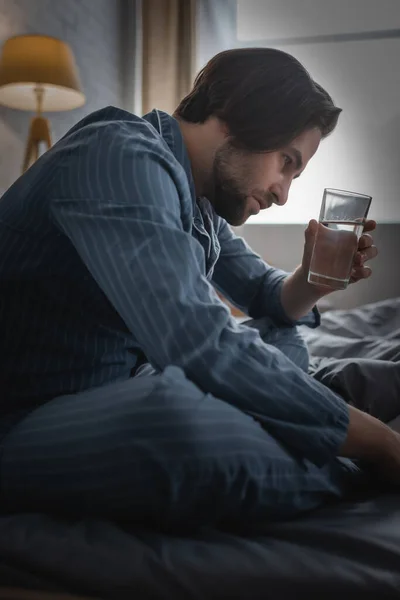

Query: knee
[[150, 365, 208, 431], [155, 365, 202, 404], [152, 365, 263, 453]]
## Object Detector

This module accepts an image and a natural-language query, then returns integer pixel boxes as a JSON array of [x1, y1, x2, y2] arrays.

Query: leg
[[0, 366, 356, 530], [244, 317, 310, 373]]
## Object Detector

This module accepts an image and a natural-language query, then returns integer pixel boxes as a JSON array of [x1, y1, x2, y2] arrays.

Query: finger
[[308, 219, 319, 231], [363, 220, 376, 232], [354, 245, 378, 264], [358, 233, 374, 250], [350, 266, 372, 282]]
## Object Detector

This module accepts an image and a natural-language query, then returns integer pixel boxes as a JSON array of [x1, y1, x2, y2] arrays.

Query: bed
[[1, 297, 400, 599]]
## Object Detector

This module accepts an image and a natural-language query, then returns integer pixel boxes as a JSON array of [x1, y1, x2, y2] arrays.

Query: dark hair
[[175, 48, 342, 152]]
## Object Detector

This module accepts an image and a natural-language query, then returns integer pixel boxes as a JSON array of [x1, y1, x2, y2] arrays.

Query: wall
[[0, 0, 125, 190]]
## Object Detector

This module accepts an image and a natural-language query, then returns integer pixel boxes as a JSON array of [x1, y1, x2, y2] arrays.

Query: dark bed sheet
[[302, 297, 400, 423], [1, 297, 400, 599], [1, 492, 400, 599]]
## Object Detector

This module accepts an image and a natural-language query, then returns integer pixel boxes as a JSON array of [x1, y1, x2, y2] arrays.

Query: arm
[[280, 266, 324, 322], [212, 218, 320, 327], [210, 219, 400, 467], [50, 125, 348, 466]]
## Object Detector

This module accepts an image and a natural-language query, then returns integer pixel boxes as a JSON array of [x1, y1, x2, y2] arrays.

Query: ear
[[215, 117, 230, 138]]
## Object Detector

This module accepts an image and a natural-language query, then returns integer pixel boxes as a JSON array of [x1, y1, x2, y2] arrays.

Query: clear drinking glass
[[307, 188, 372, 290]]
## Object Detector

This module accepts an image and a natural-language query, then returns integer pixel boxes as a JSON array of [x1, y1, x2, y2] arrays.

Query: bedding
[[1, 297, 400, 599], [303, 297, 400, 425]]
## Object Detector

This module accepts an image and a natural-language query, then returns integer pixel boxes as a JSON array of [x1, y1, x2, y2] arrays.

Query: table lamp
[[0, 34, 85, 172]]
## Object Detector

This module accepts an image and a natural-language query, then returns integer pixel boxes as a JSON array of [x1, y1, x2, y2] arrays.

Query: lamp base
[[22, 115, 52, 173]]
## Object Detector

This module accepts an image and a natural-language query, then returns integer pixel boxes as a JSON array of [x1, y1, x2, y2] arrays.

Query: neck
[[175, 115, 223, 198]]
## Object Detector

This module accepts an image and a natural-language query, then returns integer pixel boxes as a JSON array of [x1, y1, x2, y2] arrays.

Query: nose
[[271, 176, 293, 206], [271, 180, 291, 206]]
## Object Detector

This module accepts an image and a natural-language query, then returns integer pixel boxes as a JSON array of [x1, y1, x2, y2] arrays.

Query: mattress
[[1, 297, 400, 599], [1, 491, 400, 599]]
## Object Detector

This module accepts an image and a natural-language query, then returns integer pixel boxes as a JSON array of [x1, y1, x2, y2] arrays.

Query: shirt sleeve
[[212, 217, 320, 328], [49, 125, 348, 467]]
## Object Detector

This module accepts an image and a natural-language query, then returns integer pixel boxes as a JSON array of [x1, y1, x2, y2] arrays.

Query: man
[[0, 48, 398, 529]]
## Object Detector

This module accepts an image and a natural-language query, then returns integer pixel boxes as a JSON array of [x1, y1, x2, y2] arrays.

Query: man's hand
[[281, 219, 378, 322], [341, 406, 400, 487], [301, 219, 378, 297]]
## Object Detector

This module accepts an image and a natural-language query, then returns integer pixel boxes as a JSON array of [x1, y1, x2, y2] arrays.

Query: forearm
[[339, 404, 394, 461], [281, 265, 324, 322], [213, 219, 307, 323]]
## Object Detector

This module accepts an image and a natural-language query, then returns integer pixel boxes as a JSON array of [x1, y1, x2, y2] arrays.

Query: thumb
[[302, 219, 319, 270], [305, 219, 318, 248]]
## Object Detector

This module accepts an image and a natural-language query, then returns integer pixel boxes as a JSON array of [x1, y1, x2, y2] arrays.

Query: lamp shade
[[0, 34, 85, 111]]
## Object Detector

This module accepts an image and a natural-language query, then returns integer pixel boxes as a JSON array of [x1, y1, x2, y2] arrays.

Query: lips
[[254, 194, 275, 210], [257, 199, 268, 210]]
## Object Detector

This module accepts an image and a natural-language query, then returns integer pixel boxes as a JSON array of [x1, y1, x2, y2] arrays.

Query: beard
[[206, 143, 251, 226], [212, 177, 249, 226]]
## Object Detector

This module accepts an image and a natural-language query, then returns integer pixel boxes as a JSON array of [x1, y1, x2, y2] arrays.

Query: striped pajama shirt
[[0, 107, 354, 527]]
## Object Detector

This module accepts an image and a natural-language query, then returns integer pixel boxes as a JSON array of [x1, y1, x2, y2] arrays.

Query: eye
[[283, 154, 293, 166]]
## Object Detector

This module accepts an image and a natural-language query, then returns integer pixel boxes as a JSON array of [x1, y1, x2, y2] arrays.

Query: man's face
[[207, 128, 322, 226]]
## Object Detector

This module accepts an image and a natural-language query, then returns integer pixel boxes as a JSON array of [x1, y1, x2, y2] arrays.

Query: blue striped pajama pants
[[0, 319, 357, 529]]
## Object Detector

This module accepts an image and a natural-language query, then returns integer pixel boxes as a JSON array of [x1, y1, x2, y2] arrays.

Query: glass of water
[[307, 188, 372, 290]]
